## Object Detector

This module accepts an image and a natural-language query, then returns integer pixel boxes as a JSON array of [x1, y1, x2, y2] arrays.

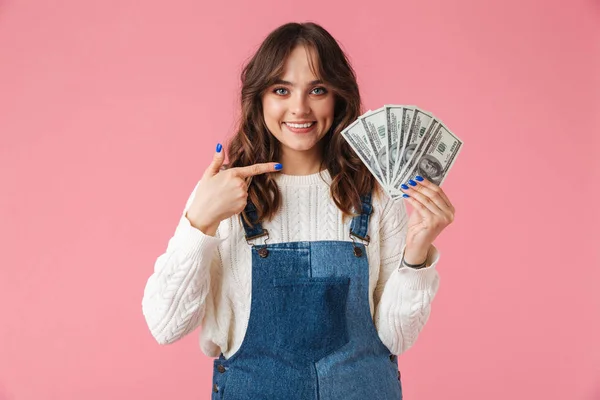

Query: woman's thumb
[[205, 143, 225, 177]]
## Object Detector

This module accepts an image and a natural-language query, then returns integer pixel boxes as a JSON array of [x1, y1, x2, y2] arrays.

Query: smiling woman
[[142, 21, 452, 400]]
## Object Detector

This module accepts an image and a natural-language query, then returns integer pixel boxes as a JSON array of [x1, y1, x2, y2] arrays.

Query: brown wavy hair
[[225, 22, 375, 224]]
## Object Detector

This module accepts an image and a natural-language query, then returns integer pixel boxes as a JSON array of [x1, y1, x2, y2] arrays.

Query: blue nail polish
[[415, 175, 424, 181], [401, 184, 409, 190], [402, 194, 410, 198], [408, 180, 417, 186], [216, 143, 222, 153], [274, 163, 283, 170]]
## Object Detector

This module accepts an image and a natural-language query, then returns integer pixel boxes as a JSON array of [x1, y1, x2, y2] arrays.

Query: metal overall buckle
[[349, 231, 370, 258], [245, 229, 270, 258]]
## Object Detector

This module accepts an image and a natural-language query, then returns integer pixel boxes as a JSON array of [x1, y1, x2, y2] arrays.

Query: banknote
[[392, 109, 434, 186], [399, 121, 463, 189], [341, 119, 387, 188], [392, 108, 435, 187], [386, 105, 415, 185], [360, 107, 389, 184], [390, 116, 440, 195], [384, 105, 401, 187]]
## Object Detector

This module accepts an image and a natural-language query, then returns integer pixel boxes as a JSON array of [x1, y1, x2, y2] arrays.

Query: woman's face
[[262, 45, 335, 158]]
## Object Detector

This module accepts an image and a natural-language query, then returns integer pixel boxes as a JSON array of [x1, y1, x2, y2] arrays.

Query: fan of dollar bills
[[341, 105, 463, 200]]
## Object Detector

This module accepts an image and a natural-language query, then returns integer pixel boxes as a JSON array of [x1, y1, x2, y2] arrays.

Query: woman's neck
[[278, 147, 324, 175]]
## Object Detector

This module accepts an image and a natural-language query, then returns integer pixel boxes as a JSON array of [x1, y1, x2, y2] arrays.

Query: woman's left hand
[[400, 176, 455, 264]]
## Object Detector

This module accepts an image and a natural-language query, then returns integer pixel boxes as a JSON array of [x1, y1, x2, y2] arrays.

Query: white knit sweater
[[142, 170, 441, 358]]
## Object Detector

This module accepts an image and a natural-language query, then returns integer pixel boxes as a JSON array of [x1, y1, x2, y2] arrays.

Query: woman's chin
[[279, 138, 321, 153]]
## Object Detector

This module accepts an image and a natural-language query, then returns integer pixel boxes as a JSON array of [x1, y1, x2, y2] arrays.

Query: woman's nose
[[290, 93, 310, 115]]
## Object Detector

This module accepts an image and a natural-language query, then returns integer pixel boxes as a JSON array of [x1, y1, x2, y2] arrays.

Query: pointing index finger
[[232, 163, 282, 178]]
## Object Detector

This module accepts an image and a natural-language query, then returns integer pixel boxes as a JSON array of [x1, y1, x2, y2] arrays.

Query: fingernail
[[216, 143, 222, 153], [401, 184, 409, 190], [402, 194, 410, 198], [415, 175, 424, 181], [274, 163, 283, 170], [408, 180, 417, 186]]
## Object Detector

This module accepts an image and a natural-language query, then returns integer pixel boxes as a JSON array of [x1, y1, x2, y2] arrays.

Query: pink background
[[1, 0, 599, 398]]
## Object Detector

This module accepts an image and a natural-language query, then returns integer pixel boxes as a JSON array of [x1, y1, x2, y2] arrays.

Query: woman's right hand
[[186, 144, 282, 235]]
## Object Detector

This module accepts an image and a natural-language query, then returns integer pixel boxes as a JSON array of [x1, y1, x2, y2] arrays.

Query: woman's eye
[[273, 86, 327, 96]]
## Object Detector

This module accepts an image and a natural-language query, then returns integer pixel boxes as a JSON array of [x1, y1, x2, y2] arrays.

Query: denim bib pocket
[[271, 276, 350, 362]]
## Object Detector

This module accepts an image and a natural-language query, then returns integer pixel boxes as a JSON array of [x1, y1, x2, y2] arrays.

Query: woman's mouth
[[283, 121, 316, 134]]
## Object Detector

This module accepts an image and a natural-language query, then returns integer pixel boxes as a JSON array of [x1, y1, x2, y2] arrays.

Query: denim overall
[[211, 192, 403, 399]]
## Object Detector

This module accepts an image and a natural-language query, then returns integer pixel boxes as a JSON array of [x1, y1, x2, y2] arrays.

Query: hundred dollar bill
[[399, 121, 463, 189], [341, 119, 387, 189], [360, 107, 389, 184], [386, 105, 415, 185], [392, 108, 435, 187], [390, 115, 440, 195], [384, 105, 400, 186]]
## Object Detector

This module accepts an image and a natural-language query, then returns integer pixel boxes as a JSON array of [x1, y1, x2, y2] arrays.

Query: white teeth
[[285, 122, 315, 129]]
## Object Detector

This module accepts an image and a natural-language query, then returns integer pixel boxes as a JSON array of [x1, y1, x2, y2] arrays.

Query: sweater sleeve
[[373, 191, 441, 356], [141, 181, 228, 345]]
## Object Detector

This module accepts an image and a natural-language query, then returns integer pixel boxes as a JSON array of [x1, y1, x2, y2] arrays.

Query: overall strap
[[240, 201, 268, 243], [349, 191, 374, 244]]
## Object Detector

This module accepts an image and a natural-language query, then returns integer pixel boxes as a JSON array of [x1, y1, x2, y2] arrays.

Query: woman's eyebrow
[[273, 79, 324, 86]]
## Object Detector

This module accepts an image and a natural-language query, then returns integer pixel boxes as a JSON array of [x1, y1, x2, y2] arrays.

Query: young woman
[[142, 22, 455, 399]]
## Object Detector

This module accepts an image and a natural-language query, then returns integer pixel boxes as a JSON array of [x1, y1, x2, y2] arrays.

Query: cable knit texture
[[142, 170, 440, 358]]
